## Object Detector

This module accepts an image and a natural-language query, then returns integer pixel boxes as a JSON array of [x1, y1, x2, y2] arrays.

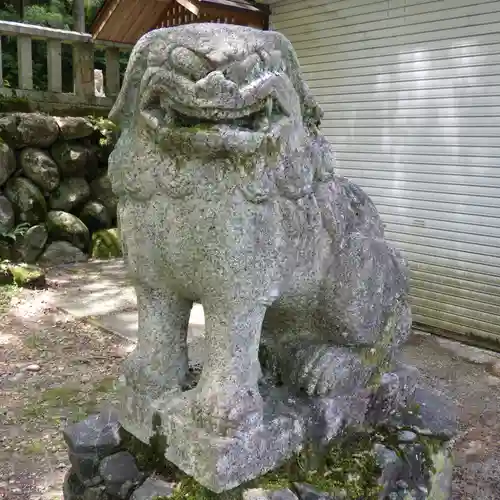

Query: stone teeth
[[266, 97, 273, 119], [255, 116, 269, 132]]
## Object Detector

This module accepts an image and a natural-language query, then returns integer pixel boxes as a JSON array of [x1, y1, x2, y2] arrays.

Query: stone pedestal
[[114, 364, 419, 493], [61, 376, 457, 500]]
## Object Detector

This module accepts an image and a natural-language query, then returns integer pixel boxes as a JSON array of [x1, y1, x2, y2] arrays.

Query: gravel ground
[[401, 333, 500, 499], [1, 283, 500, 499]]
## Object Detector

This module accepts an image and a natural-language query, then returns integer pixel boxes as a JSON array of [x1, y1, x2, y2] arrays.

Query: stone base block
[[62, 410, 455, 500], [117, 381, 373, 493]]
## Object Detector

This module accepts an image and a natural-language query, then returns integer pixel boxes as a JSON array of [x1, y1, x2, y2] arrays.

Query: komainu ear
[[109, 29, 166, 130], [271, 31, 324, 131]]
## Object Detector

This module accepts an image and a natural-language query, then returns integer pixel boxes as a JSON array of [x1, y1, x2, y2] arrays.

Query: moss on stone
[[0, 96, 32, 113], [120, 408, 447, 500], [91, 228, 122, 259], [8, 263, 46, 289]]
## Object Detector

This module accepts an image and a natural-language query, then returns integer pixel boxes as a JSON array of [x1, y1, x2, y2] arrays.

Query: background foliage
[[0, 0, 128, 92]]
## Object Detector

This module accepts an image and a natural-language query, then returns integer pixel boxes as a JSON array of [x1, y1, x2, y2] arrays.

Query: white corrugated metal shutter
[[269, 0, 500, 347]]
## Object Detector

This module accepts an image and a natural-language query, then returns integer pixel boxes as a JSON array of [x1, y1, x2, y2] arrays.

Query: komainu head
[[108, 24, 336, 202]]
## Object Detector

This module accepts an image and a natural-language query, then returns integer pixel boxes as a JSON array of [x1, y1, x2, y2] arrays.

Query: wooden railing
[[0, 20, 133, 113]]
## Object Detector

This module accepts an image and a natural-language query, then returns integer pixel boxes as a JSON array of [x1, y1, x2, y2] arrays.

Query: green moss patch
[[91, 228, 122, 259], [22, 377, 118, 424], [9, 263, 46, 289]]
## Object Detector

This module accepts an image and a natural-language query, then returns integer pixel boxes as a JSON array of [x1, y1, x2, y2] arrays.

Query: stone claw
[[295, 346, 373, 398]]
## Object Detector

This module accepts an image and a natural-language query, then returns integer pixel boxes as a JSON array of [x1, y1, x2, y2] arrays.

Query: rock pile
[[0, 113, 121, 266]]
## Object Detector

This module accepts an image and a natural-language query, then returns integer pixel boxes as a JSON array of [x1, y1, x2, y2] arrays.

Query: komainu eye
[[169, 46, 210, 81]]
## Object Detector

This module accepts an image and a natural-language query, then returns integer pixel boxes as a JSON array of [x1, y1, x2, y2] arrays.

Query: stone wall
[[0, 112, 120, 267]]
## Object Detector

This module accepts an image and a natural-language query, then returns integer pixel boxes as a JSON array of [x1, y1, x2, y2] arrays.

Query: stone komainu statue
[[108, 23, 413, 491]]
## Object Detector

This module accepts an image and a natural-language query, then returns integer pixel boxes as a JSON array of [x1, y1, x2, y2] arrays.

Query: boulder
[[0, 113, 59, 148], [0, 195, 15, 234], [55, 116, 94, 140], [0, 141, 16, 187], [50, 142, 89, 177], [0, 241, 11, 260], [63, 411, 122, 485], [91, 228, 122, 259], [38, 241, 88, 267], [8, 263, 46, 288], [49, 177, 90, 212], [79, 200, 112, 232], [19, 147, 60, 193], [99, 451, 142, 499], [83, 145, 103, 182], [12, 224, 48, 263], [130, 476, 175, 500], [46, 211, 90, 251], [4, 176, 47, 225], [90, 174, 118, 220]]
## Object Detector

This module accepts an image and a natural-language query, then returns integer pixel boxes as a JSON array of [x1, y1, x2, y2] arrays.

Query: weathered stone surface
[[292, 484, 332, 500], [244, 488, 299, 500], [99, 451, 142, 499], [374, 444, 403, 498], [38, 241, 88, 267], [19, 147, 60, 192], [63, 470, 86, 500], [51, 142, 89, 177], [0, 195, 15, 233], [366, 363, 419, 425], [12, 224, 48, 263], [46, 211, 90, 251], [0, 141, 16, 187], [107, 23, 453, 494], [90, 174, 117, 220], [82, 485, 109, 500], [79, 201, 112, 232], [0, 112, 59, 148], [55, 116, 94, 140], [49, 177, 91, 212], [63, 411, 122, 483], [396, 385, 459, 440], [63, 410, 121, 454], [4, 176, 47, 224], [130, 476, 175, 500], [83, 146, 102, 182]]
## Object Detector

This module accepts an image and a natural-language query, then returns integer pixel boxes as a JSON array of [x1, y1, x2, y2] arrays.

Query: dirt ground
[[0, 285, 133, 500], [1, 282, 500, 499]]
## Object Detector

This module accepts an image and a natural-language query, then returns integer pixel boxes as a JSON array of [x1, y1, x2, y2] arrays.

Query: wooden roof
[[91, 0, 269, 45]]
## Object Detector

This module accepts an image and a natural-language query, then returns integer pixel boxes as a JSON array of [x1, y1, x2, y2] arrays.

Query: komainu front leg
[[123, 283, 192, 399], [190, 300, 267, 436]]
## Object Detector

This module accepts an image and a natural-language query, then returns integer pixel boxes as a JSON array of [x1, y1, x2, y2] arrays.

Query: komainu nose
[[194, 71, 238, 99]]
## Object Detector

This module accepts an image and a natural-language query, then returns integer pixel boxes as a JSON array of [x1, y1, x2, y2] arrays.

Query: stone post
[[47, 39, 62, 93], [17, 35, 33, 90], [73, 42, 94, 99], [105, 47, 121, 97]]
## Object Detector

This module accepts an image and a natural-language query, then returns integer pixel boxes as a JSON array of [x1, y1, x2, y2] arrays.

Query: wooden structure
[[91, 0, 269, 45], [0, 20, 132, 114]]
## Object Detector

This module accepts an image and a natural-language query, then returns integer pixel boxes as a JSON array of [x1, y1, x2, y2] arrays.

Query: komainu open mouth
[[170, 96, 283, 133]]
